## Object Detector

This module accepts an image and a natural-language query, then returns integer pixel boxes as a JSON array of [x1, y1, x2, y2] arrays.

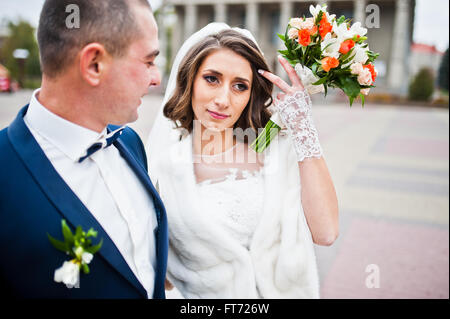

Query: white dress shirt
[[24, 89, 158, 298]]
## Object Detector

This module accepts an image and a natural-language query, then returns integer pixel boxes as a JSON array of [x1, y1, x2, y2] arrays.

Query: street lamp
[[13, 48, 29, 89]]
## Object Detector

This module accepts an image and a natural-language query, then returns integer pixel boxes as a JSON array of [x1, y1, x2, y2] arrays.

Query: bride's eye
[[234, 83, 249, 92], [204, 75, 218, 84]]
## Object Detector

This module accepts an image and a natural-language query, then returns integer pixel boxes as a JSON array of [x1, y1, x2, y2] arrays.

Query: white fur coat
[[149, 128, 320, 299]]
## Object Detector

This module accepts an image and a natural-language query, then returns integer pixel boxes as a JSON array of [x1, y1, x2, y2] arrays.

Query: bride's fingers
[[277, 92, 286, 101], [277, 56, 304, 89], [258, 69, 293, 94]]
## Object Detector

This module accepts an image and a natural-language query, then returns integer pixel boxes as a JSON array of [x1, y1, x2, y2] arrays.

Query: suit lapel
[[7, 106, 147, 298]]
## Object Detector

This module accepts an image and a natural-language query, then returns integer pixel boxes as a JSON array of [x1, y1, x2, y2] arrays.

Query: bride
[[146, 23, 338, 298]]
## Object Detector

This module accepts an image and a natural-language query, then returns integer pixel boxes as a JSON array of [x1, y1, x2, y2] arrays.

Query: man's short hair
[[37, 0, 152, 78]]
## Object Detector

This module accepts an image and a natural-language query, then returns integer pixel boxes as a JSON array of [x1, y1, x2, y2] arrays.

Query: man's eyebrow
[[203, 69, 250, 83], [145, 50, 160, 59]]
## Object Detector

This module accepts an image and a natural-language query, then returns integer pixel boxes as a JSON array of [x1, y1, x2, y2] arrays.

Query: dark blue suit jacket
[[0, 105, 168, 299]]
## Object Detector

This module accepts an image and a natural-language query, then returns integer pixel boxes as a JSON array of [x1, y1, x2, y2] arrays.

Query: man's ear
[[79, 43, 109, 86]]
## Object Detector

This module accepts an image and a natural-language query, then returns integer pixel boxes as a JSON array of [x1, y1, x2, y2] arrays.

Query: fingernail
[[258, 69, 264, 75]]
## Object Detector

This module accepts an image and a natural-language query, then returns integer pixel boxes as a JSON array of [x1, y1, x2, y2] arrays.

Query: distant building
[[161, 0, 416, 95], [410, 43, 444, 81]]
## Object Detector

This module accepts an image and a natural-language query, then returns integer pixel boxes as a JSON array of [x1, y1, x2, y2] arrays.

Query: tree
[[438, 48, 449, 93], [408, 68, 435, 101], [0, 20, 41, 86]]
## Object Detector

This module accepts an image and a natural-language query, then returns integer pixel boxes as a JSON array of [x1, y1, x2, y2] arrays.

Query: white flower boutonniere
[[48, 220, 103, 289]]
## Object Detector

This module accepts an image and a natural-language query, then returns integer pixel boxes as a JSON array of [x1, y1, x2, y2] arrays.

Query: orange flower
[[339, 39, 355, 54], [363, 63, 377, 82], [298, 29, 311, 46], [321, 57, 339, 72], [319, 16, 333, 39], [307, 26, 318, 36]]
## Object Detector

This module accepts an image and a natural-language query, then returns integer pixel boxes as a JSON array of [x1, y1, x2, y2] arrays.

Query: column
[[388, 0, 410, 93], [277, 1, 293, 78], [157, 5, 167, 83], [353, 0, 367, 25], [279, 1, 293, 35], [184, 3, 198, 40], [245, 2, 259, 39], [215, 3, 227, 23]]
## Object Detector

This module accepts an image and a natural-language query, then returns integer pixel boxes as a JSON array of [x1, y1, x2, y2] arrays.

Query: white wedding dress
[[194, 142, 265, 251]]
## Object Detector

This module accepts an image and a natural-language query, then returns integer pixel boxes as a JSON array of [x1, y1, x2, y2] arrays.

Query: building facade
[[410, 43, 445, 80], [160, 0, 416, 95]]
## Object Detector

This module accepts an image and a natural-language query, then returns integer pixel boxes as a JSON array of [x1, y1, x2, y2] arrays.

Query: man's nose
[[149, 68, 161, 87]]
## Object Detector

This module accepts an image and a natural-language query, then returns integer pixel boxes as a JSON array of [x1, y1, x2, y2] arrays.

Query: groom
[[0, 0, 168, 298]]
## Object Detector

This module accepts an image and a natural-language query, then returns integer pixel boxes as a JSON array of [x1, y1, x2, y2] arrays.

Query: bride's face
[[192, 48, 253, 132]]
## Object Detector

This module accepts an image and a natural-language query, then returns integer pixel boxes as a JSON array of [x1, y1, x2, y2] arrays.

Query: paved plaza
[[1, 90, 448, 299]]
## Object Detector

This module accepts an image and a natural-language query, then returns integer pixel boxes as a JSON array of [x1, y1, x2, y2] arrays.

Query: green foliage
[[48, 219, 103, 260], [336, 76, 362, 106], [0, 20, 41, 83], [438, 48, 449, 92], [408, 68, 435, 101]]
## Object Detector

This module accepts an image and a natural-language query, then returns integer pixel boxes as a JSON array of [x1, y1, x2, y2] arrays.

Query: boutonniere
[[47, 219, 103, 288]]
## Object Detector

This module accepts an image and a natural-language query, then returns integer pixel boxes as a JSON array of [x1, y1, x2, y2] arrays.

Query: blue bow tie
[[78, 127, 125, 163]]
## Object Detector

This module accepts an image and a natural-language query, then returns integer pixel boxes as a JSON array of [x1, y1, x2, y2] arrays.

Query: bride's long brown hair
[[163, 29, 273, 134]]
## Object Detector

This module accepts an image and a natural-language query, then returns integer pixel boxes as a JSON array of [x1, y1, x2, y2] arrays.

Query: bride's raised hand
[[257, 55, 304, 101], [257, 56, 323, 162]]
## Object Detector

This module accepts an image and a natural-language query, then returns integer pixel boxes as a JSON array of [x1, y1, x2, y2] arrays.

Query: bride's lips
[[207, 109, 230, 120]]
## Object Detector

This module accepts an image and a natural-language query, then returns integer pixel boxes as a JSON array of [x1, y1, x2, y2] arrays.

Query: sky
[[0, 0, 448, 52]]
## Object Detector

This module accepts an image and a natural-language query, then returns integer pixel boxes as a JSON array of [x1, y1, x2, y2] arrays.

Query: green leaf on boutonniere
[[81, 263, 90, 275], [85, 238, 103, 255], [86, 228, 98, 238], [75, 225, 83, 241], [47, 233, 68, 253], [61, 220, 74, 245]]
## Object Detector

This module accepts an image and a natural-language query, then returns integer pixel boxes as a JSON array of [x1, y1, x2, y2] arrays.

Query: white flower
[[54, 261, 80, 289], [300, 17, 315, 30], [309, 4, 325, 19], [332, 21, 352, 42], [289, 17, 315, 33], [361, 88, 371, 95], [81, 252, 93, 265], [288, 27, 299, 39], [350, 62, 364, 75], [295, 63, 325, 95], [289, 18, 303, 30], [321, 33, 340, 59], [352, 45, 369, 64], [357, 68, 373, 86], [349, 22, 368, 37], [309, 4, 335, 21]]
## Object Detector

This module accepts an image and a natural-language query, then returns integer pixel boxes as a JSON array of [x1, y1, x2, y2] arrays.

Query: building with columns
[[159, 0, 416, 95]]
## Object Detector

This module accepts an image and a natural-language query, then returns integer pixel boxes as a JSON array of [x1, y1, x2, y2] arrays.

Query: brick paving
[[313, 102, 449, 299], [1, 90, 448, 299]]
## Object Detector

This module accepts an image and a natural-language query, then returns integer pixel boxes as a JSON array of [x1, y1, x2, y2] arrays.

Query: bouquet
[[251, 4, 379, 153]]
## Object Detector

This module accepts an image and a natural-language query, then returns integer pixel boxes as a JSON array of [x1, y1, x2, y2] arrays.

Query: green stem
[[251, 120, 281, 153]]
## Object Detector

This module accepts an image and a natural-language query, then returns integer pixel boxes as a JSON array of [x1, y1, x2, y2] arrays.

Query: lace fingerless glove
[[274, 90, 323, 162]]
